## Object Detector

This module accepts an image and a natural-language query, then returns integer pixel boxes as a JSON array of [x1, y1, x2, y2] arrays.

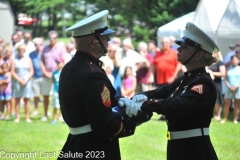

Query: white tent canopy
[[157, 0, 240, 57], [0, 1, 14, 43], [157, 12, 195, 48], [193, 0, 240, 56]]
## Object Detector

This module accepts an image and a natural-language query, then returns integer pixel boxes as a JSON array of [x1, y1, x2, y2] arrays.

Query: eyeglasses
[[49, 37, 57, 40], [236, 51, 240, 54], [34, 43, 42, 46], [113, 41, 120, 44]]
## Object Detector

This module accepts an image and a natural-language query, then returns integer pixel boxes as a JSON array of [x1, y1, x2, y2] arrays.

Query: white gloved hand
[[132, 94, 147, 102], [118, 98, 141, 117]]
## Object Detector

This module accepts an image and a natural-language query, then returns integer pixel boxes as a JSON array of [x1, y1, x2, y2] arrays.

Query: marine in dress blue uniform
[[122, 22, 219, 160], [58, 10, 138, 160]]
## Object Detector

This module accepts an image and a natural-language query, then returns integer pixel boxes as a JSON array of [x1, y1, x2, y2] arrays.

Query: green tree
[[8, 0, 199, 42], [87, 0, 199, 44], [8, 0, 87, 37]]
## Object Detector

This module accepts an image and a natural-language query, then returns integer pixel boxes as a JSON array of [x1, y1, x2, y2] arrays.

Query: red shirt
[[153, 48, 179, 84]]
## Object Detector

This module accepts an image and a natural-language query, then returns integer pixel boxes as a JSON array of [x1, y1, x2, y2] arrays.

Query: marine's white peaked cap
[[175, 22, 219, 54], [66, 10, 115, 37]]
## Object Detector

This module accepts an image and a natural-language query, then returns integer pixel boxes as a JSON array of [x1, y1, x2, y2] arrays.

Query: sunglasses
[[35, 43, 42, 46], [49, 37, 57, 40], [113, 41, 120, 44], [236, 51, 240, 54]]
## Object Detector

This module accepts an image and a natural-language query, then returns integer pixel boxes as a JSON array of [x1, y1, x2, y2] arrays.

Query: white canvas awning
[[157, 0, 240, 57], [0, 1, 15, 43], [157, 12, 195, 48], [193, 0, 240, 56]]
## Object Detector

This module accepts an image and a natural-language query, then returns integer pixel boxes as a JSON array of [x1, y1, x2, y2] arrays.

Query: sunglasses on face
[[35, 43, 42, 46], [49, 37, 57, 40], [113, 41, 120, 44]]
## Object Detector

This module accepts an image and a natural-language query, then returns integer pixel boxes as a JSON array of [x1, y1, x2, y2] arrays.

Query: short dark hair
[[148, 40, 156, 46], [231, 55, 238, 60]]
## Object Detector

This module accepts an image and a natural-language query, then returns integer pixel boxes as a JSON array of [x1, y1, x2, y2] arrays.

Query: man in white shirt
[[14, 31, 35, 57], [119, 38, 146, 78]]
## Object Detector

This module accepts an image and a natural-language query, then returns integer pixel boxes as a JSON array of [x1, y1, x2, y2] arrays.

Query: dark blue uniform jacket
[[58, 51, 136, 160], [141, 67, 218, 160]]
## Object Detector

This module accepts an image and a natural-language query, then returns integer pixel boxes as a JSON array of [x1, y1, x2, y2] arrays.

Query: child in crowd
[[0, 63, 12, 120], [3, 44, 15, 118], [51, 57, 64, 125], [3, 44, 14, 69], [121, 66, 137, 98], [221, 55, 240, 124]]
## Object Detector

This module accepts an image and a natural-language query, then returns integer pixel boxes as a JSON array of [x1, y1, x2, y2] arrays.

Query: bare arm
[[211, 65, 226, 78], [224, 70, 230, 88], [173, 63, 182, 78], [167, 63, 182, 84], [120, 79, 126, 96], [40, 54, 52, 78], [23, 58, 34, 83], [181, 65, 187, 73], [138, 52, 150, 69], [224, 70, 239, 91], [138, 59, 150, 69], [113, 51, 122, 68], [11, 59, 24, 83], [150, 65, 155, 75], [124, 76, 137, 95], [1, 72, 12, 84], [40, 54, 47, 77], [225, 61, 231, 69]]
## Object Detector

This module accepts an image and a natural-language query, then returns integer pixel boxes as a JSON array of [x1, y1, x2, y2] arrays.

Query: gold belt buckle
[[167, 131, 171, 140]]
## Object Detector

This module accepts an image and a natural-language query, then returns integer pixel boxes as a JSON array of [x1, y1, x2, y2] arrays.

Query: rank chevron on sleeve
[[190, 84, 203, 94]]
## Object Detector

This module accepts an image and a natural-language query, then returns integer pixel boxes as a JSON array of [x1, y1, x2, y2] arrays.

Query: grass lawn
[[0, 102, 239, 160]]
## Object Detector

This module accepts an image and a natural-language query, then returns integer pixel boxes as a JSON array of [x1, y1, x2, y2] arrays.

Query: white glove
[[132, 94, 147, 102], [118, 98, 141, 117]]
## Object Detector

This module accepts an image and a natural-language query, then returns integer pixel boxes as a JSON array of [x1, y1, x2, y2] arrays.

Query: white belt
[[69, 124, 92, 135], [167, 128, 209, 140]]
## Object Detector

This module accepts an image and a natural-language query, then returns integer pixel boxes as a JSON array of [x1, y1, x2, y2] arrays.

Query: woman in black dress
[[208, 51, 226, 121]]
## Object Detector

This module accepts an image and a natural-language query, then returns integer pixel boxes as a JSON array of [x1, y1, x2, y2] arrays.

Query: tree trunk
[[32, 13, 40, 37], [48, 8, 52, 31], [38, 13, 43, 36], [62, 5, 66, 37], [52, 12, 57, 31]]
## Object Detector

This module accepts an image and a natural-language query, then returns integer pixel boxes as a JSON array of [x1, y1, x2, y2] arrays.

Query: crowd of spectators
[[0, 29, 239, 124]]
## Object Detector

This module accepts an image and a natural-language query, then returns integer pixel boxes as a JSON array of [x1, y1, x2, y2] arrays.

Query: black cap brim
[[175, 39, 185, 46], [101, 29, 115, 35]]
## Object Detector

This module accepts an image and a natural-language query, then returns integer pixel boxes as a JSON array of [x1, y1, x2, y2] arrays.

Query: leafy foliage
[[8, 0, 199, 42], [87, 0, 199, 42]]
